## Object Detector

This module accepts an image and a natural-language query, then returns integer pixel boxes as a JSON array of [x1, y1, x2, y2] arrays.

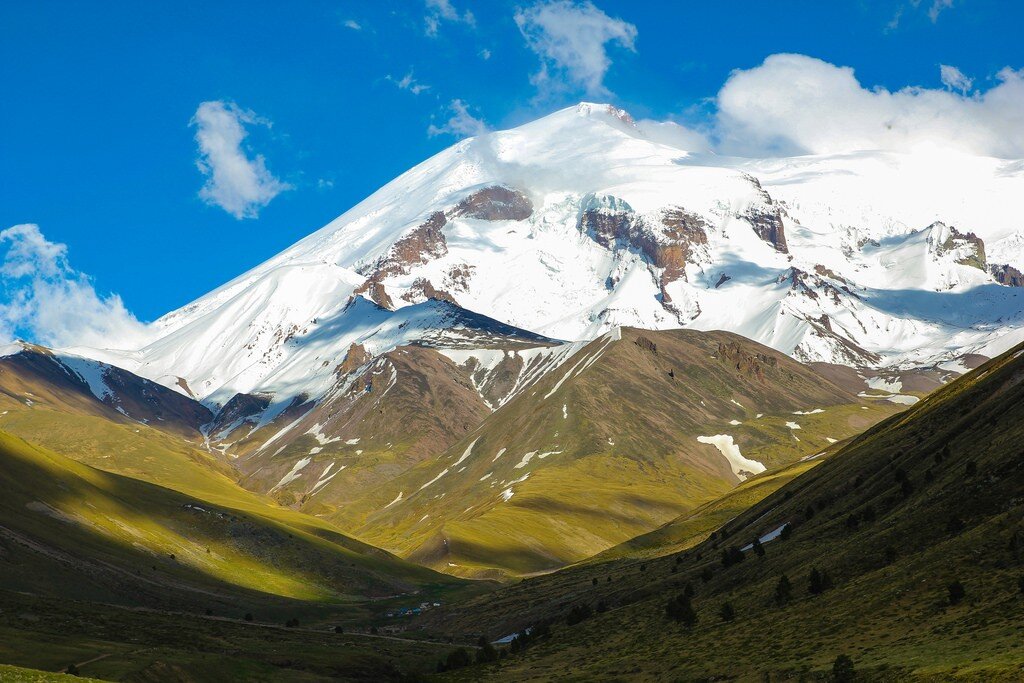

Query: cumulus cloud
[[713, 54, 1024, 158], [343, 19, 362, 30], [428, 99, 489, 138], [940, 64, 973, 93], [0, 224, 151, 350], [191, 101, 291, 219], [387, 71, 431, 95], [514, 0, 637, 96], [424, 0, 475, 37]]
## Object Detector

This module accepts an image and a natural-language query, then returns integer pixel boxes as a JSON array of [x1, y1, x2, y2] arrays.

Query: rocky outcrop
[[353, 278, 394, 310], [400, 277, 459, 306], [990, 263, 1024, 287], [782, 267, 857, 305], [450, 186, 533, 221], [634, 336, 658, 354], [445, 263, 475, 292], [931, 222, 986, 271], [742, 176, 788, 253], [336, 343, 371, 378], [579, 199, 709, 301], [716, 341, 779, 383], [745, 206, 788, 253], [355, 212, 450, 309], [385, 211, 449, 272]]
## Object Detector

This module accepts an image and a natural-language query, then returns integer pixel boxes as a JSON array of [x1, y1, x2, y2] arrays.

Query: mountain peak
[[573, 102, 636, 127]]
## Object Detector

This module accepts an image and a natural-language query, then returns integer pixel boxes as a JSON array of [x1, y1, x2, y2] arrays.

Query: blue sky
[[1, 0, 1022, 332]]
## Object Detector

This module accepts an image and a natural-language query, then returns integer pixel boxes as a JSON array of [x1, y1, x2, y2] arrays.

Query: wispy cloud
[[514, 0, 637, 97], [940, 64, 973, 93], [387, 71, 431, 95], [888, 0, 958, 30], [424, 0, 475, 37], [0, 224, 150, 349], [428, 99, 489, 138], [343, 19, 362, 30], [925, 0, 955, 22], [191, 101, 291, 220]]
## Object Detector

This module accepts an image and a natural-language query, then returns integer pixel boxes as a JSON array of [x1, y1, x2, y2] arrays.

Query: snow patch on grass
[[696, 435, 766, 481], [419, 468, 449, 490], [271, 457, 311, 491]]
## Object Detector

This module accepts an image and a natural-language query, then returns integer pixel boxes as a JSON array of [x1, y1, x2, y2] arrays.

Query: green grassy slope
[[423, 342, 1024, 681], [335, 328, 902, 578], [0, 430, 464, 611], [0, 590, 458, 682]]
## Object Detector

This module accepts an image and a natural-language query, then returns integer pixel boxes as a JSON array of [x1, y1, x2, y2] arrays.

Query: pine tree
[[476, 640, 498, 664], [948, 579, 966, 605], [719, 601, 736, 622], [752, 538, 765, 557], [775, 575, 793, 606], [666, 594, 697, 627], [721, 546, 745, 567], [832, 654, 855, 682], [780, 523, 793, 541], [809, 568, 833, 595], [446, 648, 472, 670]]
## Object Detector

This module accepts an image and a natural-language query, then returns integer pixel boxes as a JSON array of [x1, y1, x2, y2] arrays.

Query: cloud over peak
[[191, 101, 291, 219], [428, 99, 489, 138], [515, 0, 637, 96], [714, 54, 1024, 158]]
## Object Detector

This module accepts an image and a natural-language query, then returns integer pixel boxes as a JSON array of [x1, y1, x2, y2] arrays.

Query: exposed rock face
[[744, 206, 788, 253], [782, 267, 857, 305], [445, 263, 475, 292], [356, 211, 450, 309], [634, 336, 658, 354], [400, 277, 459, 306], [742, 176, 788, 253], [990, 263, 1024, 287], [931, 222, 986, 271], [716, 341, 779, 382], [336, 343, 371, 378], [578, 199, 709, 301], [205, 392, 273, 439], [384, 211, 449, 272], [353, 279, 394, 310], [450, 186, 533, 221]]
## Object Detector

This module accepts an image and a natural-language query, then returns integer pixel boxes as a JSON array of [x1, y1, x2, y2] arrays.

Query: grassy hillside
[[418, 341, 1024, 680], [0, 428, 470, 610], [0, 590, 458, 682], [334, 328, 903, 578]]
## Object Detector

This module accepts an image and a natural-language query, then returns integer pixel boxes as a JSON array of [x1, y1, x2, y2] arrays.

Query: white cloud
[[714, 54, 1024, 158], [514, 0, 637, 96], [940, 64, 973, 93], [0, 224, 151, 349], [925, 0, 954, 22], [887, 0, 957, 30], [479, 48, 492, 60], [191, 101, 291, 219], [428, 99, 489, 138], [343, 19, 362, 30], [424, 0, 475, 37], [387, 71, 431, 95]]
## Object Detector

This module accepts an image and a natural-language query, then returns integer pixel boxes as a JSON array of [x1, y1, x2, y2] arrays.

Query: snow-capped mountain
[[73, 102, 1024, 416]]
